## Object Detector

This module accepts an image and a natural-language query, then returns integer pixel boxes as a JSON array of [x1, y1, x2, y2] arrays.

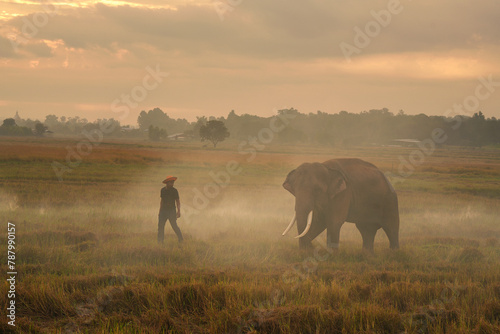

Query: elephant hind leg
[[382, 225, 399, 249], [356, 223, 378, 252], [382, 195, 400, 249]]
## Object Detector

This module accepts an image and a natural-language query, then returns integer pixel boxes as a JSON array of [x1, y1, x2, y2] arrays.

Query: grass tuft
[[454, 247, 485, 263], [348, 282, 373, 302], [483, 301, 500, 322]]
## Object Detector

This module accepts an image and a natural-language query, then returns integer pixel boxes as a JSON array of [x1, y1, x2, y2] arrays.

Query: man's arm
[[159, 188, 164, 214], [176, 198, 181, 218]]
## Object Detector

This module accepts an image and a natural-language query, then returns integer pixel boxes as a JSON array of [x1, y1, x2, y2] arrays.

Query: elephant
[[282, 158, 399, 251]]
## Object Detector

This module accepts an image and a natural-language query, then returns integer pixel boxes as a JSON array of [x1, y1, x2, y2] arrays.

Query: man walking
[[158, 176, 183, 244]]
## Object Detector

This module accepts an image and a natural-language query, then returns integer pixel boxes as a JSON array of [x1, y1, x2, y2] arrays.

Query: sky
[[1, 0, 500, 125]]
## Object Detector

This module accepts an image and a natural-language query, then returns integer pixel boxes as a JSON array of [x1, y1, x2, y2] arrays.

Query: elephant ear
[[283, 169, 296, 195], [328, 170, 347, 199]]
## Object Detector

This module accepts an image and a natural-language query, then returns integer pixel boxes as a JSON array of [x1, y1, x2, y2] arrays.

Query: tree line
[[2, 108, 500, 147]]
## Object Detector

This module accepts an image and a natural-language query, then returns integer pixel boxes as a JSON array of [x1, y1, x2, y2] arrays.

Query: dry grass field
[[0, 136, 499, 333]]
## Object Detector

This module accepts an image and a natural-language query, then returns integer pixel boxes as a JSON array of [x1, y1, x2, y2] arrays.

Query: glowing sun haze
[[1, 0, 500, 125]]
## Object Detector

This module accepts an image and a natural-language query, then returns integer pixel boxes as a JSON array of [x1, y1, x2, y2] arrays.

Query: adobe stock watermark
[[8, 1, 58, 53], [386, 75, 500, 185], [182, 110, 297, 222], [233, 241, 335, 333], [6, 222, 17, 327], [408, 282, 464, 333], [213, 0, 243, 21], [52, 65, 169, 182], [339, 0, 410, 62]]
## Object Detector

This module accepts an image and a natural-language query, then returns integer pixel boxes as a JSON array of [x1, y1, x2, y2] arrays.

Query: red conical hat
[[162, 176, 177, 183]]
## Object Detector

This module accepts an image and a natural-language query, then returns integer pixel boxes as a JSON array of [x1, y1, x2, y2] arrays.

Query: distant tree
[[139, 108, 167, 130], [278, 108, 299, 116], [34, 122, 48, 136], [468, 111, 488, 147], [199, 120, 230, 148], [43, 114, 60, 132], [137, 108, 190, 134], [0, 118, 33, 136], [278, 126, 307, 144], [190, 116, 207, 139], [2, 118, 16, 127], [148, 125, 167, 141]]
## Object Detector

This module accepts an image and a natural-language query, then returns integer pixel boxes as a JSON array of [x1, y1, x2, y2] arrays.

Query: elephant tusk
[[282, 214, 296, 236], [295, 211, 313, 239]]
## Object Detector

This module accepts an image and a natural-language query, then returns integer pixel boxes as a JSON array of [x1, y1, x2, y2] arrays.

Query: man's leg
[[158, 213, 167, 244], [168, 211, 184, 242]]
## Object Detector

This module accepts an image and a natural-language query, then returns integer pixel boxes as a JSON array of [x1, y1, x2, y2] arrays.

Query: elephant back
[[322, 158, 394, 196]]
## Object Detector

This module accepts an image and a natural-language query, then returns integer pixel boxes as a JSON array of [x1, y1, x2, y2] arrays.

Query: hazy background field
[[1, 137, 499, 333]]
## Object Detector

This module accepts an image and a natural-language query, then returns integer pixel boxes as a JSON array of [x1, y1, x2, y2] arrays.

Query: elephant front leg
[[356, 223, 379, 252], [327, 222, 344, 250]]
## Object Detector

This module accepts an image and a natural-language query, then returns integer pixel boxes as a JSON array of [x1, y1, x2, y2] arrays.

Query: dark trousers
[[158, 210, 183, 243]]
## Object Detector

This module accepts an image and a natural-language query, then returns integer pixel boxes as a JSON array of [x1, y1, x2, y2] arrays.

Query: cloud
[[23, 40, 53, 57], [330, 51, 497, 80], [1, 0, 500, 123], [0, 35, 17, 58], [3, 1, 500, 61]]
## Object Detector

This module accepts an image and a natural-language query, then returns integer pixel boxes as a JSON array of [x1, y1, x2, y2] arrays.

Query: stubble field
[[0, 136, 499, 333]]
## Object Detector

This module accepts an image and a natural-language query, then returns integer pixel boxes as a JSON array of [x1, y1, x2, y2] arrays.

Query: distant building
[[120, 126, 135, 132], [14, 111, 21, 123], [168, 133, 187, 141]]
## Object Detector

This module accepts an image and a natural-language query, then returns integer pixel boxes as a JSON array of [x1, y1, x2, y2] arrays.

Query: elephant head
[[282, 162, 347, 247]]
